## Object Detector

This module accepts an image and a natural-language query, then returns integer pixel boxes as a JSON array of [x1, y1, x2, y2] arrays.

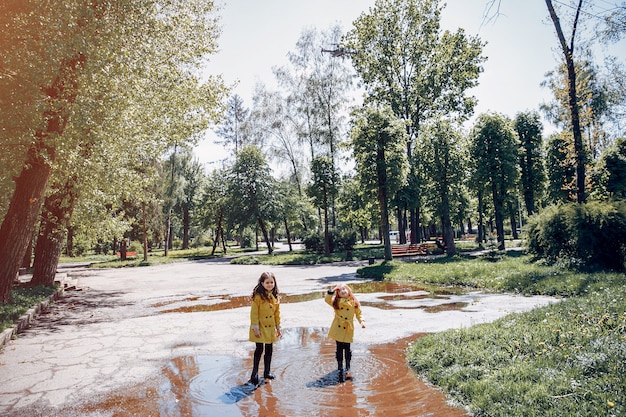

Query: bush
[[525, 201, 626, 271], [128, 241, 143, 254], [302, 230, 357, 254]]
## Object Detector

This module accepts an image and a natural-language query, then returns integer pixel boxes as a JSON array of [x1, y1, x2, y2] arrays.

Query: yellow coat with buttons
[[325, 293, 363, 343], [249, 293, 280, 343]]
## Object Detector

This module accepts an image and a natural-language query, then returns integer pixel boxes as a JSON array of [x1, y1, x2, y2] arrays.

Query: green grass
[[357, 253, 626, 417], [0, 286, 58, 334], [358, 251, 618, 297]]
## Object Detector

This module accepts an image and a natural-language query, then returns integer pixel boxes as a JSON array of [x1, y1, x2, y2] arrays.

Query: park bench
[[391, 243, 428, 257]]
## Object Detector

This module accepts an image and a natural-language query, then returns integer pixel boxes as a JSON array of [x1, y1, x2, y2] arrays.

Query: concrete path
[[0, 258, 557, 416]]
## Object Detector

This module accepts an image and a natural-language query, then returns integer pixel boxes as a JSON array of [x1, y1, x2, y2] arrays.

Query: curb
[[0, 274, 68, 349]]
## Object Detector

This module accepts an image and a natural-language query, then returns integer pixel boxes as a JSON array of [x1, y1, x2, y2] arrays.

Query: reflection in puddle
[[155, 281, 470, 314], [81, 328, 467, 416]]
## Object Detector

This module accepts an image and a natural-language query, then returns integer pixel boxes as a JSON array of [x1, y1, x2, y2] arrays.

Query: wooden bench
[[391, 244, 428, 257]]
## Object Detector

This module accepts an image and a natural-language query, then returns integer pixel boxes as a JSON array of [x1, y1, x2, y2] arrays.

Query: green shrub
[[525, 201, 626, 271], [303, 230, 357, 254], [128, 241, 143, 254]]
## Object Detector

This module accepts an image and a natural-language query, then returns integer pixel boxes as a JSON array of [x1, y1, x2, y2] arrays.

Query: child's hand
[[276, 328, 282, 339], [253, 329, 261, 338], [361, 321, 366, 329]]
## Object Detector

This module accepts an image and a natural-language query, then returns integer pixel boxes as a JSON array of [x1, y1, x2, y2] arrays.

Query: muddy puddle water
[[85, 328, 467, 417]]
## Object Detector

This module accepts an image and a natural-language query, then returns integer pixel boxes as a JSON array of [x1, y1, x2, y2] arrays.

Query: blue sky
[[196, 0, 623, 167]]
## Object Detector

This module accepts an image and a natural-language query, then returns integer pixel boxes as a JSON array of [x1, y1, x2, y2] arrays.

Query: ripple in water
[[154, 328, 467, 417]]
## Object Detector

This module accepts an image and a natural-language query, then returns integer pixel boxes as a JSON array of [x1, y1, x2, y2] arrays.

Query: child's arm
[[250, 296, 261, 337], [324, 289, 334, 306], [355, 306, 365, 328], [275, 301, 282, 338]]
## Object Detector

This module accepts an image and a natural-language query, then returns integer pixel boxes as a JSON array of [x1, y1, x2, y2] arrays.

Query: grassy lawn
[[358, 253, 626, 417], [0, 286, 58, 334]]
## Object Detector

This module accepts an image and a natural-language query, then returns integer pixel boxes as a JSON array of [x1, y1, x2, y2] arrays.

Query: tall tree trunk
[[0, 53, 84, 303], [257, 216, 273, 255], [21, 236, 33, 270], [31, 179, 77, 287], [182, 202, 190, 250], [142, 204, 149, 262], [440, 189, 457, 256], [283, 216, 293, 251], [545, 0, 585, 203], [492, 183, 506, 251]]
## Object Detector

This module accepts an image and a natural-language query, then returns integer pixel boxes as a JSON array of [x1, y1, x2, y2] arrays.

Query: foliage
[[302, 230, 356, 254], [597, 136, 626, 199], [469, 113, 520, 249], [406, 280, 626, 417], [525, 201, 626, 271], [0, 286, 58, 333], [225, 145, 278, 253], [514, 111, 546, 215]]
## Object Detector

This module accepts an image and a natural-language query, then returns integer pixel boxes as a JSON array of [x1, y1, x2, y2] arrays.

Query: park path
[[0, 258, 557, 416]]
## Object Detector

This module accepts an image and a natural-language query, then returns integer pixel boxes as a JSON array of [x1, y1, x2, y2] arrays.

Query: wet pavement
[[0, 259, 558, 416]]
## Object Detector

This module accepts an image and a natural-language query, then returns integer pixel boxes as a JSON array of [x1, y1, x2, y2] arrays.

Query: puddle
[[79, 328, 467, 416], [154, 281, 470, 314]]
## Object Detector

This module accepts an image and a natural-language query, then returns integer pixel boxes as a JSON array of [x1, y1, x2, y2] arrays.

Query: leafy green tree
[[422, 120, 466, 255], [197, 168, 229, 255], [350, 105, 409, 260], [514, 111, 546, 215], [344, 0, 485, 243], [226, 146, 277, 255], [215, 94, 250, 154], [545, 133, 577, 204], [0, 0, 226, 302], [598, 137, 626, 199], [338, 175, 378, 243], [470, 113, 520, 250], [307, 155, 340, 256], [274, 25, 354, 161]]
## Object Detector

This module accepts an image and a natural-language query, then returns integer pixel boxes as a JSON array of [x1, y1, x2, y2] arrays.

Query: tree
[[545, 132, 578, 204], [422, 120, 465, 255], [599, 137, 626, 199], [338, 175, 378, 243], [350, 105, 409, 260], [215, 94, 250, 154], [544, 0, 587, 203], [0, 0, 226, 302], [198, 168, 229, 255], [470, 113, 520, 250], [514, 111, 546, 216], [307, 156, 340, 256], [274, 25, 354, 162], [226, 146, 277, 255], [344, 0, 485, 244], [486, 0, 626, 203]]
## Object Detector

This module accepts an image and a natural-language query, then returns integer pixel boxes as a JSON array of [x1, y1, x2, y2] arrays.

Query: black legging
[[252, 343, 273, 375], [335, 341, 352, 370]]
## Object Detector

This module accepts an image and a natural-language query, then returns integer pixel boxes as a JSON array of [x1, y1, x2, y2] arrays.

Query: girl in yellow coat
[[325, 284, 365, 380], [248, 272, 281, 385]]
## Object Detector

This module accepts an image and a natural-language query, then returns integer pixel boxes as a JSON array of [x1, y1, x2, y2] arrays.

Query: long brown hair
[[251, 272, 279, 302], [332, 284, 360, 310]]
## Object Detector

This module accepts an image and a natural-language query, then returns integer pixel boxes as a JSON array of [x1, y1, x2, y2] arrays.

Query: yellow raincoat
[[249, 293, 280, 343], [325, 293, 363, 343]]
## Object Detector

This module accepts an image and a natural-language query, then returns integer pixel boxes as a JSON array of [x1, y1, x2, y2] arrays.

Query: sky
[[194, 0, 624, 168]]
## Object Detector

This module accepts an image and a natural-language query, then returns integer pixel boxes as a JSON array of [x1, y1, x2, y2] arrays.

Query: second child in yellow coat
[[325, 284, 365, 380]]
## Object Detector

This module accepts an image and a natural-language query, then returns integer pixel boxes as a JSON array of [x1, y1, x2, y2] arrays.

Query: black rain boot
[[249, 343, 262, 384], [263, 344, 275, 379], [336, 350, 344, 381], [345, 349, 352, 372]]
